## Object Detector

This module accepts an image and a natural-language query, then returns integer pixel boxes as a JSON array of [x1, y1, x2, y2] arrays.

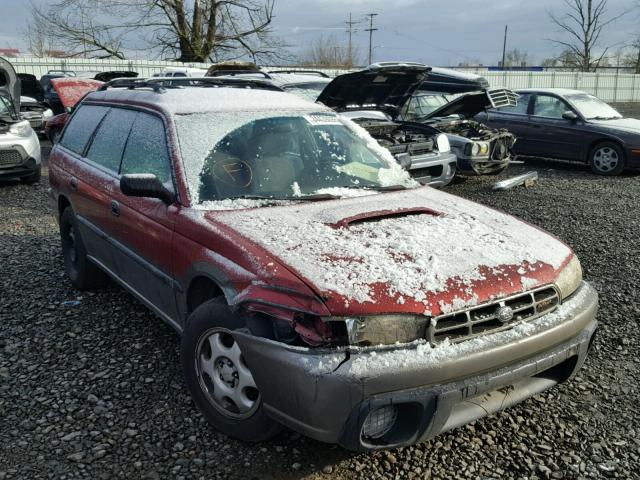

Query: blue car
[[476, 88, 640, 175]]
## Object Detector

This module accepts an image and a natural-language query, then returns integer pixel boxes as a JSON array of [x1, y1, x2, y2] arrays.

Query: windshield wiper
[[282, 193, 341, 201], [373, 184, 409, 192], [587, 116, 620, 120]]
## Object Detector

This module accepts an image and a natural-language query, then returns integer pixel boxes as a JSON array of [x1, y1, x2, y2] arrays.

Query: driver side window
[[533, 95, 571, 118]]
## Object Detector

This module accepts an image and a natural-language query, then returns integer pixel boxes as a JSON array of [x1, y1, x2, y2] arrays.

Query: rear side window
[[60, 105, 109, 155], [120, 113, 173, 186], [496, 93, 532, 115], [86, 108, 137, 172]]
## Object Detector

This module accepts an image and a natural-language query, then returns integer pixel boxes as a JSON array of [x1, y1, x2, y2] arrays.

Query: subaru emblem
[[496, 306, 514, 324]]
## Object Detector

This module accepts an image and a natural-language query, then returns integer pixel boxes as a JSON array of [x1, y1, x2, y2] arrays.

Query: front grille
[[487, 88, 518, 109], [427, 286, 560, 344], [0, 150, 23, 167], [387, 140, 434, 157]]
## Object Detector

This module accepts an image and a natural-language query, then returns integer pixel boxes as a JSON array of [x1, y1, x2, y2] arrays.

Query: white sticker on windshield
[[303, 113, 342, 125]]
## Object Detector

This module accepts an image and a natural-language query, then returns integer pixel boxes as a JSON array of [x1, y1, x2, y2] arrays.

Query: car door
[[527, 94, 584, 160], [110, 110, 180, 324], [55, 104, 115, 269], [481, 92, 535, 154]]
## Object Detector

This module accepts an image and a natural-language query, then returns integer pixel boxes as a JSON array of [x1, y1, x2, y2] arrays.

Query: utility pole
[[501, 24, 508, 70], [365, 13, 378, 65], [345, 13, 357, 67]]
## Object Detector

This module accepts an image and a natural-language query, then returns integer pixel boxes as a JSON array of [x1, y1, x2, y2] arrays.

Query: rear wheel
[[59, 207, 107, 290], [589, 142, 625, 176], [181, 298, 282, 442]]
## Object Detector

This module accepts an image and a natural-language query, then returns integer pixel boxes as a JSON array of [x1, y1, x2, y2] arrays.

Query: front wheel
[[589, 142, 625, 176], [181, 298, 283, 442]]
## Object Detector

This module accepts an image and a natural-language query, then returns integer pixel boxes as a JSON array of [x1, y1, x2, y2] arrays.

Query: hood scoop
[[329, 207, 441, 228]]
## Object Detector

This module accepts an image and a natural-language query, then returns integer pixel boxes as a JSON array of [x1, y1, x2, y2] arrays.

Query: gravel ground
[[1, 146, 639, 480]]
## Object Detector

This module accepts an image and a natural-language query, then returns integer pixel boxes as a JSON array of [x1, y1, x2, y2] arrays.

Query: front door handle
[[70, 177, 78, 191], [110, 200, 120, 217]]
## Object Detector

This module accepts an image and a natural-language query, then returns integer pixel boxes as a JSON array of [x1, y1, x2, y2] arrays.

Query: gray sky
[[0, 0, 637, 65]]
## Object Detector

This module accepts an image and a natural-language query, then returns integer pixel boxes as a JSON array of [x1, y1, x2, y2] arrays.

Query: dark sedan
[[476, 88, 640, 175]]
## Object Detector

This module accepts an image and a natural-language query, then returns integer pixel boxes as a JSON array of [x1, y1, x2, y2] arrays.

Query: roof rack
[[97, 76, 284, 93], [206, 70, 272, 79], [268, 69, 330, 78]]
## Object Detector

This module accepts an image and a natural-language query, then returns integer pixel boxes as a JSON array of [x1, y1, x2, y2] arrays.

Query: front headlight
[[435, 133, 450, 153], [468, 141, 490, 157], [42, 109, 54, 121], [325, 315, 429, 346], [555, 255, 583, 300], [9, 120, 33, 138]]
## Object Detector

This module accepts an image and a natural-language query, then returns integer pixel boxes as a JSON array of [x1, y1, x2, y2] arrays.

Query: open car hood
[[50, 78, 103, 109], [211, 188, 572, 317], [420, 88, 518, 120], [417, 67, 490, 94], [17, 73, 44, 102], [0, 57, 20, 113], [93, 71, 138, 82], [317, 62, 431, 118]]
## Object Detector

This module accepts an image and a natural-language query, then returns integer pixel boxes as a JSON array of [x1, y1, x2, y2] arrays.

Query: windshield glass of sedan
[[175, 110, 412, 204], [566, 93, 622, 119]]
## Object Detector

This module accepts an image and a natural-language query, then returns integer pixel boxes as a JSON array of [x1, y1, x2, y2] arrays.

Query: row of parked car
[[0, 57, 620, 451]]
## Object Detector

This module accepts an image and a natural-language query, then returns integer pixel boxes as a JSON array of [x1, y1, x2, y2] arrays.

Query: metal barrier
[[6, 57, 640, 102]]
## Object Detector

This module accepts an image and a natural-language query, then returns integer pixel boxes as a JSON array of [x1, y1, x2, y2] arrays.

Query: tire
[[59, 207, 108, 290], [589, 142, 625, 176], [50, 128, 62, 144], [20, 165, 41, 185], [181, 298, 283, 442]]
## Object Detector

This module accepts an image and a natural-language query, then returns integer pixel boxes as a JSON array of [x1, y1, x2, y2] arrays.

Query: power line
[[365, 13, 378, 65]]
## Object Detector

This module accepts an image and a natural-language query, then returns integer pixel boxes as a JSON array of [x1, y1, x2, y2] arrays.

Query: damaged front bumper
[[407, 151, 457, 187], [235, 282, 598, 451]]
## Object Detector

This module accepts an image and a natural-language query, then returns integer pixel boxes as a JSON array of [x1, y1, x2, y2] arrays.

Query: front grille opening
[[428, 286, 559, 345], [411, 165, 443, 179], [533, 355, 578, 383]]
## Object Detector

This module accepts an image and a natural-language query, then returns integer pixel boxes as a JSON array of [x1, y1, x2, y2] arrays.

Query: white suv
[[0, 58, 41, 184]]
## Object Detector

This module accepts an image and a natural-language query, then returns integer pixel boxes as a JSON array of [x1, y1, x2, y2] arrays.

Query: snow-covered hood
[[50, 78, 104, 109], [0, 57, 20, 113], [211, 187, 573, 317], [588, 117, 640, 136]]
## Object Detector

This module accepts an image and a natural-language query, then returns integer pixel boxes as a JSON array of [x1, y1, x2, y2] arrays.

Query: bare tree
[[23, 11, 57, 57], [502, 49, 531, 67], [548, 0, 623, 71], [298, 34, 362, 68], [28, 0, 285, 62]]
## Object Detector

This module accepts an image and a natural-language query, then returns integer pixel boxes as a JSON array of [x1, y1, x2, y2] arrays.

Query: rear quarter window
[[59, 105, 109, 155], [86, 108, 137, 173]]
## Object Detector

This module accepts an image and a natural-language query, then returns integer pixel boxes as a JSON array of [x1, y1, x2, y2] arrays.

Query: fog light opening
[[361, 405, 398, 440]]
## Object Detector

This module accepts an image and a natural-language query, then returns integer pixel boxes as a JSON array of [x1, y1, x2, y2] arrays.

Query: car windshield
[[175, 110, 414, 205], [282, 82, 328, 102], [403, 94, 451, 120], [566, 93, 622, 120]]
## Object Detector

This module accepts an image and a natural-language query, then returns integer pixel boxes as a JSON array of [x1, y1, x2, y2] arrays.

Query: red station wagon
[[48, 80, 598, 451]]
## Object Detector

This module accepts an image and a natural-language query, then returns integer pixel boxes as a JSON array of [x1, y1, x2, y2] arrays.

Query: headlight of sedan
[[466, 141, 490, 158], [9, 120, 33, 138], [42, 109, 54, 121], [555, 255, 583, 300], [324, 315, 429, 346], [435, 133, 450, 153]]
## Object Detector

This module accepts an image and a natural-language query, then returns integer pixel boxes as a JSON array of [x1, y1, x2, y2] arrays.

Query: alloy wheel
[[592, 146, 619, 173], [195, 329, 260, 419]]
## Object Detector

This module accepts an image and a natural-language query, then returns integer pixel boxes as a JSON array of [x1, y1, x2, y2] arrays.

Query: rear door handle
[[110, 200, 120, 217], [70, 177, 78, 191]]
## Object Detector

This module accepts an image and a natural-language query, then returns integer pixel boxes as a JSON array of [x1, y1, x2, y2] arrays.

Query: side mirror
[[395, 152, 412, 170], [562, 111, 578, 121], [120, 174, 175, 205]]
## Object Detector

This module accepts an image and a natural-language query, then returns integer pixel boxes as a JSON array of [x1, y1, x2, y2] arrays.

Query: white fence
[[6, 57, 640, 102]]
